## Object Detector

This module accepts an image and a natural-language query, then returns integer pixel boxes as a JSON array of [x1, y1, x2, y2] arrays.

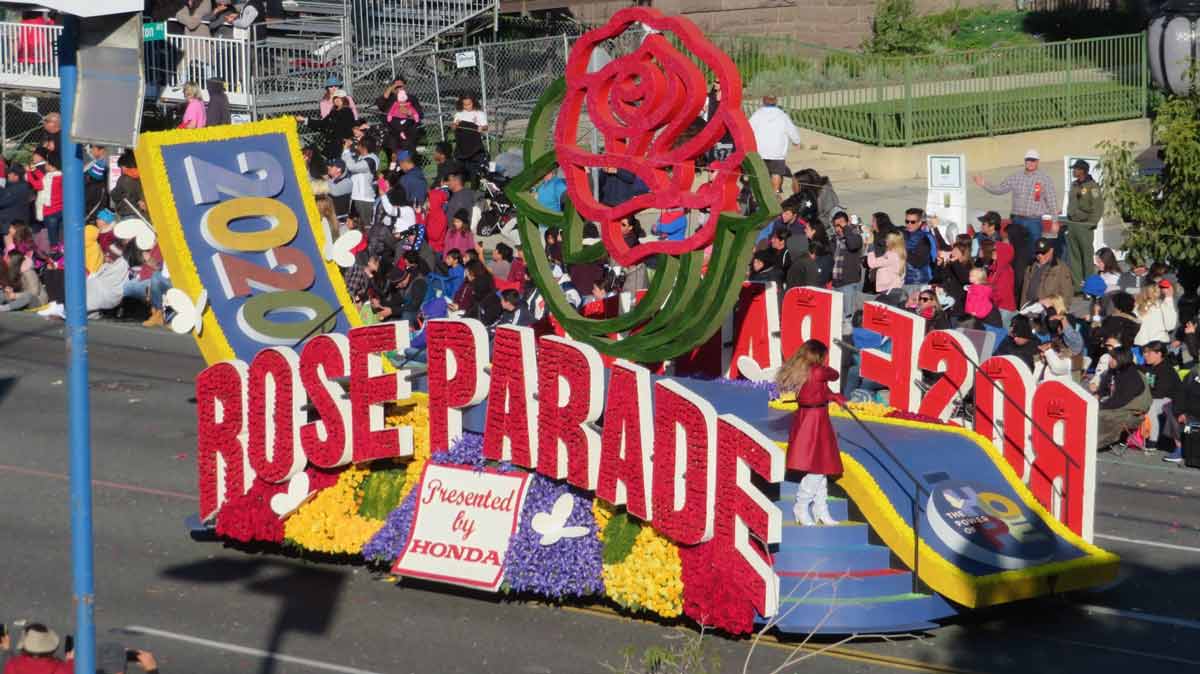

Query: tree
[[1099, 87, 1200, 268]]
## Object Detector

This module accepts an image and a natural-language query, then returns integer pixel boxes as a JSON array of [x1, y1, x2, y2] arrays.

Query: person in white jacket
[[342, 137, 380, 228], [748, 95, 802, 194], [1133, 282, 1177, 346]]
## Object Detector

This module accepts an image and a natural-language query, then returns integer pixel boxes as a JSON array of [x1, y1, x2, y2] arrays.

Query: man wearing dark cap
[[393, 150, 427, 208], [1065, 158, 1102, 286], [971, 210, 1002, 257], [326, 158, 352, 223], [1022, 238, 1075, 306]]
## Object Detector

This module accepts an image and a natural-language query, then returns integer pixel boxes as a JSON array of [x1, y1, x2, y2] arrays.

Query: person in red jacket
[[26, 148, 63, 246], [2, 623, 71, 674], [980, 237, 1017, 313], [776, 339, 845, 526], [424, 186, 449, 253]]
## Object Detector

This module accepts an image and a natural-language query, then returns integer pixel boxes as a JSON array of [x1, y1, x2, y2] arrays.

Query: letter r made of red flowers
[[554, 7, 755, 268]]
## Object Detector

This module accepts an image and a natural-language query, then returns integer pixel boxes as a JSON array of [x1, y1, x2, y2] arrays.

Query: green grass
[[791, 80, 1145, 146]]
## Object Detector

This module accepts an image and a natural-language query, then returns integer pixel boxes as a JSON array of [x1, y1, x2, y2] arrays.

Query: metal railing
[[0, 21, 257, 107], [0, 20, 61, 90], [354, 0, 497, 64], [144, 33, 254, 107], [250, 16, 351, 115], [722, 32, 1147, 147]]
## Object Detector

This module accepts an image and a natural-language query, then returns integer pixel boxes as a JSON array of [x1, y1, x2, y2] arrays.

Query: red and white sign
[[392, 464, 531, 591]]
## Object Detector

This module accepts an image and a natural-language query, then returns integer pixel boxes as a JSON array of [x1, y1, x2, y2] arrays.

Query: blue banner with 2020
[[137, 118, 360, 365]]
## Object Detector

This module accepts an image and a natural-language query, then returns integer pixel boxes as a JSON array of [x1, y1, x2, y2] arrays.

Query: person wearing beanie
[[1092, 291, 1141, 359], [994, 314, 1040, 370]]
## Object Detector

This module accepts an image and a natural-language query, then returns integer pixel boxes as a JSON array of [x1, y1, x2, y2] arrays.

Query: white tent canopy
[[4, 1, 142, 18]]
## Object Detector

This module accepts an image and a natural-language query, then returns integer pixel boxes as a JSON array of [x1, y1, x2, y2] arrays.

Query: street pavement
[[1, 312, 1198, 674]]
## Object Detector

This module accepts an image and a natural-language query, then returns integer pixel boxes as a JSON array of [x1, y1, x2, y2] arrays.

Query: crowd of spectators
[[0, 35, 1193, 468]]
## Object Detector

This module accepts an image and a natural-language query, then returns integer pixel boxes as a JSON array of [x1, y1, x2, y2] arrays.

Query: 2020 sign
[[136, 118, 360, 364]]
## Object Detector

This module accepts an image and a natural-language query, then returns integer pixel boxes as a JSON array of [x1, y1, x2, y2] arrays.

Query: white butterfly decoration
[[163, 287, 208, 336], [113, 217, 157, 251], [530, 493, 590, 546], [736, 356, 779, 383], [323, 230, 363, 268], [269, 472, 312, 517]]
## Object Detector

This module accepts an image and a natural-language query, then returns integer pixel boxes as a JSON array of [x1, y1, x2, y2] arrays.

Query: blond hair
[[183, 81, 201, 100], [1135, 283, 1161, 316], [1040, 294, 1068, 316], [775, 339, 828, 394], [885, 232, 907, 278], [969, 267, 987, 284]]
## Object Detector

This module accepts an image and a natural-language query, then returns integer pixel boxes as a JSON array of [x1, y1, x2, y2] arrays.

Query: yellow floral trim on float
[[593, 502, 684, 618], [770, 408, 1120, 607], [284, 465, 386, 554], [384, 393, 432, 502], [134, 117, 362, 366]]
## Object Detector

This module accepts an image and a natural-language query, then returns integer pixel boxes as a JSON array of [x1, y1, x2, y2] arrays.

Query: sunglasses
[[919, 296, 934, 302], [905, 219, 920, 225]]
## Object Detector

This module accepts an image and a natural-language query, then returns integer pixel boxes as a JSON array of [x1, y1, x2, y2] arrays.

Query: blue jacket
[[536, 177, 567, 213], [654, 212, 687, 241], [903, 227, 937, 284], [426, 264, 464, 302], [397, 168, 428, 207]]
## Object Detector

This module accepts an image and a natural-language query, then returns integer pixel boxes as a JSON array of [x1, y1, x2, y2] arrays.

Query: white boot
[[792, 493, 815, 526], [812, 475, 839, 526], [793, 474, 820, 526]]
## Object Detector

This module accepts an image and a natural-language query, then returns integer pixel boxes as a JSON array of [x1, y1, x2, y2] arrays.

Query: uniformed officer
[[1065, 159, 1102, 287]]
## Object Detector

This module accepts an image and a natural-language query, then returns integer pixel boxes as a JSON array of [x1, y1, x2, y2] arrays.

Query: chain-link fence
[[1, 91, 59, 165], [392, 34, 578, 157]]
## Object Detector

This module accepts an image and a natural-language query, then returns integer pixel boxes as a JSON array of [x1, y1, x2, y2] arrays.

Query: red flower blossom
[[554, 7, 754, 267]]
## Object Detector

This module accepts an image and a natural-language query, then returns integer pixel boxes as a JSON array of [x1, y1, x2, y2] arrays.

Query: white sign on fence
[[392, 464, 530, 591], [926, 154, 968, 239], [455, 50, 478, 69], [21, 96, 38, 113]]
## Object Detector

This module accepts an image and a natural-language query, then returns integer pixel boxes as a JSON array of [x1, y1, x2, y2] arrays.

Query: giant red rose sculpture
[[505, 7, 779, 363], [554, 10, 754, 267]]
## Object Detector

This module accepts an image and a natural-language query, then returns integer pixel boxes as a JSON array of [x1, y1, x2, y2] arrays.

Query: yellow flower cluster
[[284, 466, 385, 554], [384, 394, 431, 501], [845, 400, 892, 418], [592, 502, 684, 618]]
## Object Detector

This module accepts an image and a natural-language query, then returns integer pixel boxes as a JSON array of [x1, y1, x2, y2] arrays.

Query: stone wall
[[562, 0, 999, 50]]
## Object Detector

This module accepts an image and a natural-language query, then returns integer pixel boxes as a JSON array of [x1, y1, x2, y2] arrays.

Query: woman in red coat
[[776, 339, 845, 526]]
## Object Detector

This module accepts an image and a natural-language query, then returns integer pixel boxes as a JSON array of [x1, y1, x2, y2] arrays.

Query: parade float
[[135, 7, 1118, 636]]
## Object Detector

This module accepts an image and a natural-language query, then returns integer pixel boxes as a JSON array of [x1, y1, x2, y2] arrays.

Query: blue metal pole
[[59, 15, 96, 674]]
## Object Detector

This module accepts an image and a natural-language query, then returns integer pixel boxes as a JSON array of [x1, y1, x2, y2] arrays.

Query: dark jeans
[[41, 212, 62, 246], [1011, 215, 1042, 254]]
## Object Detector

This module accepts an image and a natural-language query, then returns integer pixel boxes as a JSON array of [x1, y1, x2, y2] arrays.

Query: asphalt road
[[1, 312, 1198, 674]]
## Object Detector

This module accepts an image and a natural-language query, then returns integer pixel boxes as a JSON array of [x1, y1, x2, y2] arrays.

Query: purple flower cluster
[[363, 432, 506, 565], [430, 432, 487, 469], [362, 489, 418, 565], [502, 475, 604, 599]]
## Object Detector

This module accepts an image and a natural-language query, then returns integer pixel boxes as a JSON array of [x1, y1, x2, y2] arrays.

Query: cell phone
[[126, 649, 141, 662], [63, 635, 73, 653], [1, 623, 7, 639]]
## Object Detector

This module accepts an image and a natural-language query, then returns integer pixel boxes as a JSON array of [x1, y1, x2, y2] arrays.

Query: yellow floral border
[[135, 117, 362, 366], [770, 399, 1119, 607]]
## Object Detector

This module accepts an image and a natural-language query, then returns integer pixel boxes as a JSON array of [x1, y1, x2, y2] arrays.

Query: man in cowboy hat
[[1, 622, 71, 673], [1065, 158, 1103, 287]]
